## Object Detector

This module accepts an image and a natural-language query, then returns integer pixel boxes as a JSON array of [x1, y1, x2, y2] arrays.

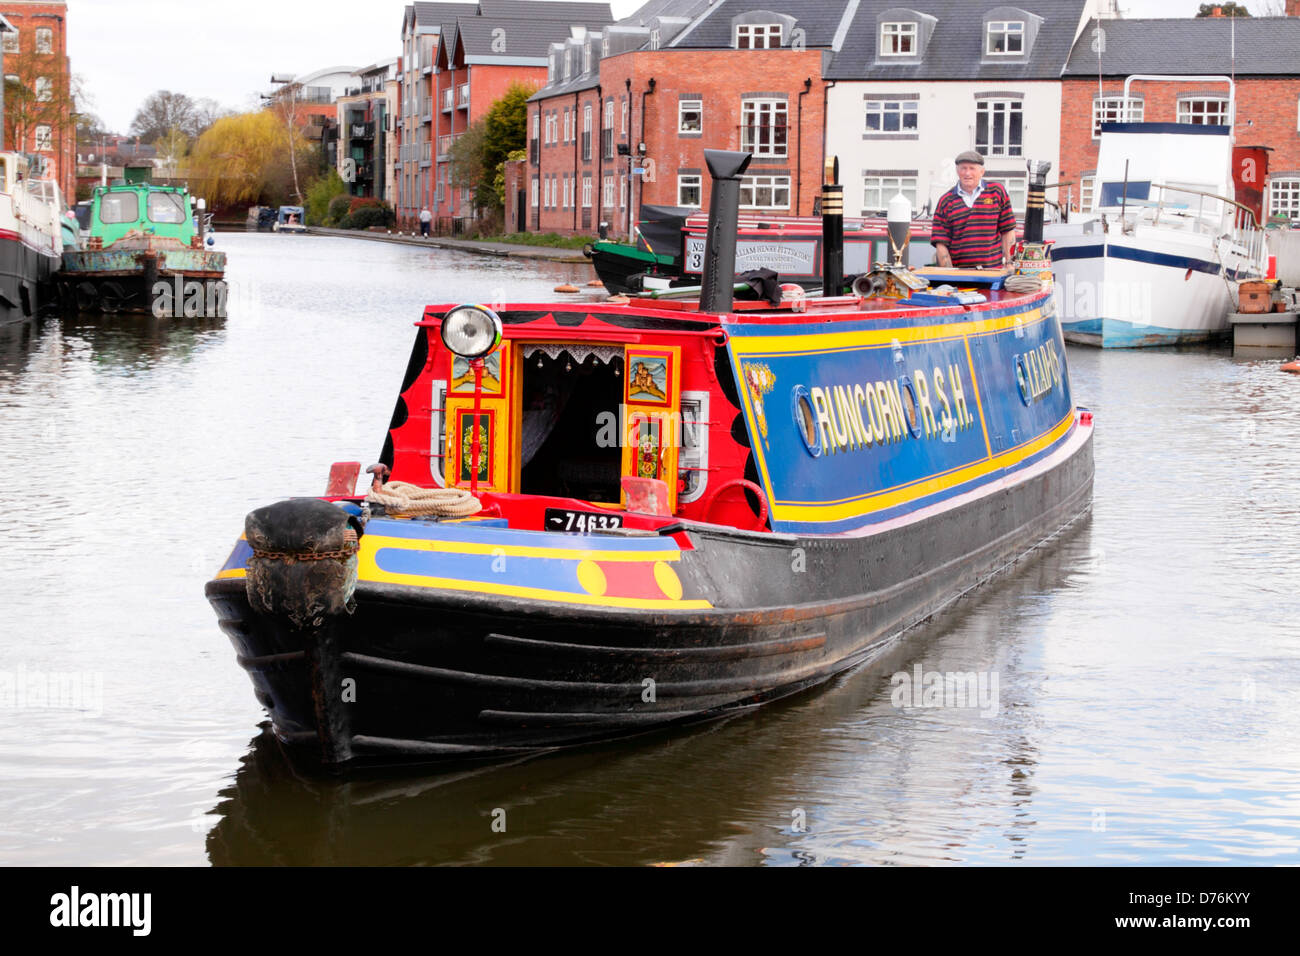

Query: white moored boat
[[0, 152, 65, 326], [1046, 76, 1266, 348]]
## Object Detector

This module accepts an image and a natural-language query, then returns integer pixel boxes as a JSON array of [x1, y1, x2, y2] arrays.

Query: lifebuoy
[[702, 478, 769, 529]]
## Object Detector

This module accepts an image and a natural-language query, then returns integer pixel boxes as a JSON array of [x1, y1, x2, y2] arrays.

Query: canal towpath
[[305, 226, 591, 263]]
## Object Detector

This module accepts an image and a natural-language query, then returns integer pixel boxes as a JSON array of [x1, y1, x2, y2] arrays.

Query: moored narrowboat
[[57, 164, 227, 316], [206, 151, 1093, 770]]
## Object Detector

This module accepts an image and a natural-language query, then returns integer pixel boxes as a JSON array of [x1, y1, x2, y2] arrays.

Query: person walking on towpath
[[931, 150, 1016, 269], [419, 207, 432, 237]]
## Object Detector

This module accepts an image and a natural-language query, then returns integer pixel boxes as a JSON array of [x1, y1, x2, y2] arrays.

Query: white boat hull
[[1046, 223, 1259, 348]]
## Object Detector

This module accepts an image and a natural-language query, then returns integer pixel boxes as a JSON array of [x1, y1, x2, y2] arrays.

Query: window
[[986, 20, 1025, 55], [649, 29, 661, 50], [3, 30, 17, 54], [621, 99, 628, 134], [880, 22, 917, 56], [583, 44, 592, 73], [741, 98, 787, 157], [532, 176, 539, 207], [984, 174, 1027, 214], [34, 125, 53, 151], [862, 174, 918, 216], [736, 24, 781, 49], [740, 174, 790, 209], [563, 110, 571, 142], [582, 104, 592, 161], [865, 99, 918, 135], [36, 28, 53, 54], [679, 99, 702, 134], [1092, 96, 1142, 137], [35, 77, 52, 103], [582, 175, 592, 208], [1270, 177, 1300, 221], [975, 99, 1022, 157], [604, 99, 615, 158], [620, 173, 627, 207], [563, 53, 571, 81], [678, 174, 702, 206], [1079, 174, 1096, 212], [99, 190, 139, 223], [147, 192, 187, 224], [1177, 97, 1229, 126], [603, 175, 614, 207]]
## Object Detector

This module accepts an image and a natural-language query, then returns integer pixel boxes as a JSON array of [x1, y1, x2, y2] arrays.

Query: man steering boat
[[932, 150, 1016, 269]]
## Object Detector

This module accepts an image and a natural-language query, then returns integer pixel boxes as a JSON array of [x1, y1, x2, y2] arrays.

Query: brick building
[[1, 0, 74, 199], [529, 0, 853, 240], [1059, 7, 1300, 223], [396, 0, 612, 230], [336, 59, 398, 200]]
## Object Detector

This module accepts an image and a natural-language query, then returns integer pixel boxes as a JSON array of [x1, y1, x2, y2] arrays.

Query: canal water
[[1, 232, 1297, 866]]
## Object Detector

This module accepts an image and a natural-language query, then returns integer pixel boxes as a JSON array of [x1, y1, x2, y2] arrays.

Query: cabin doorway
[[519, 346, 624, 503]]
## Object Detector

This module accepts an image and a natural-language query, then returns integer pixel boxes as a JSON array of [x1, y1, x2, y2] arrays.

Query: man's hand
[[935, 244, 952, 268], [1001, 230, 1016, 266]]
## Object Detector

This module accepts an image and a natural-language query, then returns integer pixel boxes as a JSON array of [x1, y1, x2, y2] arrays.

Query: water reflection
[[207, 518, 1092, 867]]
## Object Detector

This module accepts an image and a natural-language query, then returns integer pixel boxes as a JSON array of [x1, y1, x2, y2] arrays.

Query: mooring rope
[[1003, 273, 1045, 294], [365, 481, 482, 518]]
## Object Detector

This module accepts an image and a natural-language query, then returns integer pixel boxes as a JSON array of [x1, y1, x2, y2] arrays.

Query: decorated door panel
[[443, 344, 520, 493], [621, 345, 682, 512]]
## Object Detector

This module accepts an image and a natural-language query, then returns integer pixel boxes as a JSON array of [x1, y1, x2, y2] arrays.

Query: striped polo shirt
[[931, 181, 1016, 268]]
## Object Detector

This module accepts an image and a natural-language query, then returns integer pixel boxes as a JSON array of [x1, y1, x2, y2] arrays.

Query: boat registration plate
[[544, 508, 624, 534]]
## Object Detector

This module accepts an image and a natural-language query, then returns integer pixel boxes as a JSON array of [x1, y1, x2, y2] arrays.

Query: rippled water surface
[[1, 232, 1297, 865]]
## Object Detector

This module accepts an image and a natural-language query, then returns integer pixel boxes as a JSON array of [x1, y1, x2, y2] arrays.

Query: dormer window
[[880, 21, 917, 56], [562, 52, 571, 80], [583, 45, 592, 73], [986, 20, 1025, 55], [649, 28, 661, 50], [736, 23, 781, 49]]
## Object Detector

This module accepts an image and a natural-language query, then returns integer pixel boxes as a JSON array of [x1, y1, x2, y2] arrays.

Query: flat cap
[[954, 150, 985, 166]]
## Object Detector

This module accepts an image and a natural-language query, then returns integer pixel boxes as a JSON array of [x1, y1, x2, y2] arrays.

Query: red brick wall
[[1060, 76, 1300, 213], [530, 48, 828, 238], [1, 1, 74, 199]]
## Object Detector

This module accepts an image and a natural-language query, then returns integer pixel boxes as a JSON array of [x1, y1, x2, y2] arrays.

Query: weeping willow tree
[[188, 110, 314, 209]]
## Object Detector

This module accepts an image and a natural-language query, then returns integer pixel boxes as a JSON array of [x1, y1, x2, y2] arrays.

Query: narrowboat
[[1045, 77, 1266, 347], [272, 205, 307, 233], [0, 152, 66, 325], [57, 164, 226, 315], [206, 151, 1094, 770], [586, 202, 938, 295]]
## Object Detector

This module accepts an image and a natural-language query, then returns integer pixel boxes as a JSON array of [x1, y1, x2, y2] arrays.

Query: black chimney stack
[[821, 156, 844, 296], [700, 149, 752, 314], [1024, 160, 1052, 244]]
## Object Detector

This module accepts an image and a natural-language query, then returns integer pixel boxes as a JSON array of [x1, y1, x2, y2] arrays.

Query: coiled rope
[[1003, 273, 1046, 294], [365, 481, 482, 518]]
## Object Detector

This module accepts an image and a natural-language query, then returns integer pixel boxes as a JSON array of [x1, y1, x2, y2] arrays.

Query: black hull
[[0, 237, 58, 326], [55, 270, 226, 315], [588, 246, 683, 296], [206, 429, 1094, 771]]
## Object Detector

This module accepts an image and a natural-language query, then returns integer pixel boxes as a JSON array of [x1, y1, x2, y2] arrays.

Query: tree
[[1196, 3, 1252, 15], [449, 117, 491, 212], [482, 82, 536, 178], [3, 46, 75, 160], [129, 90, 198, 142], [305, 170, 346, 225], [188, 110, 313, 208], [265, 82, 311, 203], [155, 127, 189, 180]]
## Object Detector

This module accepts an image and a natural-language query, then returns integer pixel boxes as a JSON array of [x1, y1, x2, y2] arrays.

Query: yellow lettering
[[832, 386, 860, 450], [875, 381, 898, 441], [948, 364, 971, 428], [912, 369, 936, 438], [864, 382, 886, 443], [885, 380, 906, 440], [852, 384, 874, 447], [933, 366, 953, 431], [810, 387, 835, 452]]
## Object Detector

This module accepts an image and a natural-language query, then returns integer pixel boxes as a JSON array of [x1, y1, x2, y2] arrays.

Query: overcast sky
[[69, 0, 1235, 135]]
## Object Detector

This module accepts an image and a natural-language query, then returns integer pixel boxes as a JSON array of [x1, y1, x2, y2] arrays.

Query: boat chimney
[[700, 149, 752, 314], [1023, 160, 1052, 244], [887, 192, 911, 265], [821, 157, 843, 296]]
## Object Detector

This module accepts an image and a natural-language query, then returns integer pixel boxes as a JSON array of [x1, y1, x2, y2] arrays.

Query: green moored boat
[[58, 164, 227, 316]]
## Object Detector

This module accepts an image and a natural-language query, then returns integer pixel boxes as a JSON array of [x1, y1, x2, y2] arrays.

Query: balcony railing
[[350, 122, 375, 139], [457, 85, 470, 109], [442, 89, 454, 112]]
